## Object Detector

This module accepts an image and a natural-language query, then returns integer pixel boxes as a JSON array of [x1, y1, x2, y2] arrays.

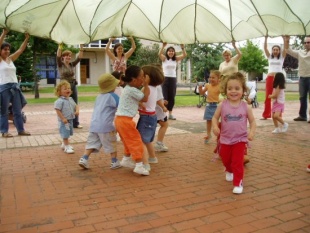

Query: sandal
[[18, 131, 31, 136], [2, 132, 13, 138]]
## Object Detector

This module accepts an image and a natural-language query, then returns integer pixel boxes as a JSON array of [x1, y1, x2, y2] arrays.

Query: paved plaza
[[0, 101, 309, 232]]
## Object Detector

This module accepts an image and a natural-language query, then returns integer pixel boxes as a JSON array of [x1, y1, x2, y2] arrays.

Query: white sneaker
[[225, 172, 233, 182], [79, 157, 89, 169], [272, 128, 281, 134], [134, 165, 150, 175], [282, 123, 289, 132], [64, 145, 74, 154], [233, 186, 243, 194], [110, 160, 122, 169], [120, 157, 135, 168], [148, 157, 158, 164], [61, 143, 73, 150], [144, 164, 151, 172], [154, 142, 168, 152]]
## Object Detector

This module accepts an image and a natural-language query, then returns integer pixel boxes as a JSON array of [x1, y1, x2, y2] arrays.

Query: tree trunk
[[32, 37, 40, 99]]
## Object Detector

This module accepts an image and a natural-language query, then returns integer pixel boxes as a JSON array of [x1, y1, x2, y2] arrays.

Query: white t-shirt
[[162, 59, 177, 77], [155, 85, 167, 121], [139, 86, 157, 113], [268, 55, 285, 73]]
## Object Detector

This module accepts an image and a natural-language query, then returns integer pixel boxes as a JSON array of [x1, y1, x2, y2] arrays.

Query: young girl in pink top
[[212, 72, 256, 194], [269, 72, 288, 133]]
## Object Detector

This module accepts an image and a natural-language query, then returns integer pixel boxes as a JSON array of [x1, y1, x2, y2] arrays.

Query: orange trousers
[[114, 116, 143, 161]]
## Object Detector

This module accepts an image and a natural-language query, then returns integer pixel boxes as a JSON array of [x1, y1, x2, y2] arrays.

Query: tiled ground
[[0, 101, 309, 233]]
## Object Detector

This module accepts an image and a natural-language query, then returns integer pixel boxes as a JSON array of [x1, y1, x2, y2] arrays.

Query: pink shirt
[[220, 100, 248, 145]]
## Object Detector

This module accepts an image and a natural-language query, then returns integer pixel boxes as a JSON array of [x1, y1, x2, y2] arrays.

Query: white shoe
[[110, 160, 122, 169], [61, 143, 73, 150], [79, 157, 89, 169], [272, 128, 281, 134], [225, 172, 233, 182], [282, 123, 289, 132], [120, 157, 135, 168], [133, 165, 150, 175], [64, 145, 74, 154], [154, 142, 168, 152], [144, 164, 151, 172], [233, 186, 243, 194], [148, 157, 158, 164]]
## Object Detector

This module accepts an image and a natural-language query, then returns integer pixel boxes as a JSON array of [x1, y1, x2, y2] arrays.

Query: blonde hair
[[220, 72, 248, 99], [210, 70, 221, 78], [222, 49, 232, 56], [54, 80, 71, 97]]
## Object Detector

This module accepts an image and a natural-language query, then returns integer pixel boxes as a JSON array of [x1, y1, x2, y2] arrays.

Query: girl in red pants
[[212, 73, 256, 194], [262, 36, 286, 119]]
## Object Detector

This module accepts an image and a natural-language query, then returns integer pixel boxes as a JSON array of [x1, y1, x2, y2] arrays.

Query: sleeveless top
[[220, 100, 248, 145], [268, 55, 284, 73], [113, 57, 127, 73], [162, 59, 177, 78], [0, 59, 18, 84], [273, 88, 285, 104]]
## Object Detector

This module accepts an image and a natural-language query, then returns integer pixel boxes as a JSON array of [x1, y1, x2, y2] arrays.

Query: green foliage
[[131, 43, 161, 66], [238, 40, 268, 74], [186, 43, 223, 82], [122, 37, 142, 67]]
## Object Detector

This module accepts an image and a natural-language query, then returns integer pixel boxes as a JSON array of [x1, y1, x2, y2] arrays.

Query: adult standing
[[284, 36, 310, 122], [158, 43, 187, 120], [57, 43, 84, 129], [261, 36, 286, 120], [219, 41, 242, 77], [0, 29, 31, 137], [106, 36, 136, 73]]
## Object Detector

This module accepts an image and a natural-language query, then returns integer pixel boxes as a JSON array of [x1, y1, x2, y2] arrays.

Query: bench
[[19, 82, 35, 91]]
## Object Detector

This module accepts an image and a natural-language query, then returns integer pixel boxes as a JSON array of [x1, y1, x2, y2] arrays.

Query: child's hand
[[139, 102, 146, 111], [268, 94, 272, 99], [162, 106, 167, 112], [163, 100, 168, 105], [248, 132, 255, 141], [213, 127, 220, 137], [75, 110, 79, 116], [62, 118, 68, 124]]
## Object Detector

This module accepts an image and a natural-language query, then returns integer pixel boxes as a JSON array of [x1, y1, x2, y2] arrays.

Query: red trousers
[[219, 142, 246, 187], [262, 75, 274, 119]]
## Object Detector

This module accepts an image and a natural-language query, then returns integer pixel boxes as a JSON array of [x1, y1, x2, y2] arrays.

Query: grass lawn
[[25, 86, 299, 106]]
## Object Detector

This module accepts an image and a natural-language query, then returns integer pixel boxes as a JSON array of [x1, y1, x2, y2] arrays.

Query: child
[[154, 85, 169, 152], [114, 65, 150, 176], [269, 72, 288, 133], [212, 72, 256, 194], [54, 80, 79, 154], [198, 70, 221, 143], [78, 73, 121, 169], [137, 65, 164, 171]]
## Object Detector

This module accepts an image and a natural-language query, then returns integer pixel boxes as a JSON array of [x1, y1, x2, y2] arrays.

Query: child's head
[[141, 65, 164, 86], [220, 72, 247, 100], [123, 65, 144, 88], [55, 80, 71, 97], [111, 71, 125, 87], [273, 72, 286, 89], [98, 73, 120, 93], [208, 70, 221, 85]]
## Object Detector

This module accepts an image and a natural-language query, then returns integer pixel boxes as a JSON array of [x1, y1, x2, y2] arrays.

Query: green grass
[[25, 86, 300, 105]]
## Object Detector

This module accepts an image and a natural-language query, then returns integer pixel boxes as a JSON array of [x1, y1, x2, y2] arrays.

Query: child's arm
[[247, 105, 256, 141], [268, 87, 279, 99], [157, 99, 167, 112], [75, 105, 80, 116], [140, 75, 150, 102], [55, 109, 68, 124], [212, 102, 222, 136], [198, 83, 208, 95]]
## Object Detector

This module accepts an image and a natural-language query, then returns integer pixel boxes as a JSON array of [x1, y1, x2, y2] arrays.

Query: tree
[[238, 40, 268, 80], [185, 43, 223, 82], [122, 37, 142, 67]]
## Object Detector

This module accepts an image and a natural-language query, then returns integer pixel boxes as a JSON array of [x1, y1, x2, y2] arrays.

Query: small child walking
[[54, 80, 79, 154], [198, 70, 221, 143], [137, 65, 164, 171], [269, 72, 288, 133], [114, 65, 151, 176], [78, 74, 122, 169], [212, 72, 256, 194]]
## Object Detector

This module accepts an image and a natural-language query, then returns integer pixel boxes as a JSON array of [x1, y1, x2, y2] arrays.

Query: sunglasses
[[304, 42, 310, 44]]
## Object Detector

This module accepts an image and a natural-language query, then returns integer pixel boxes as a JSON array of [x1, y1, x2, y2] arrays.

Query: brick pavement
[[0, 101, 309, 232]]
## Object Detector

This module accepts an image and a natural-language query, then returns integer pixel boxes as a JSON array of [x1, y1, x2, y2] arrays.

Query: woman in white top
[[158, 42, 187, 120], [0, 29, 30, 137], [261, 36, 286, 120], [106, 37, 136, 73]]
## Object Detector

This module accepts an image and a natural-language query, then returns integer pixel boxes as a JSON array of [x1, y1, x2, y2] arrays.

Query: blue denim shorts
[[58, 119, 73, 139], [136, 114, 157, 143], [203, 103, 218, 120]]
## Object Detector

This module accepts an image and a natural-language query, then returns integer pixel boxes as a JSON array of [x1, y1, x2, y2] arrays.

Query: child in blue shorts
[[54, 80, 79, 154], [137, 65, 164, 172], [78, 74, 121, 169]]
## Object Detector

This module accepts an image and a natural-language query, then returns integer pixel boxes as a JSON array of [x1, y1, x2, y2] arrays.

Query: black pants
[[70, 83, 80, 127], [162, 77, 177, 112]]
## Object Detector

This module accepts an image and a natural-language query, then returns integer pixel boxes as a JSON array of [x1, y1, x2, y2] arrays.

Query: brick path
[[0, 101, 309, 232]]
